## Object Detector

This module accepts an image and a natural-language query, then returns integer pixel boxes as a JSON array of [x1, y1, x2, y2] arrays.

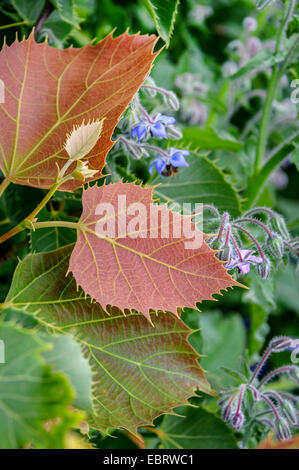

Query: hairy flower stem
[[249, 346, 272, 384], [232, 224, 265, 261], [137, 104, 154, 123], [243, 207, 276, 219], [258, 365, 295, 388], [118, 136, 170, 158], [141, 85, 172, 96], [254, 0, 296, 174], [234, 217, 274, 238], [260, 393, 281, 420], [217, 213, 229, 242], [230, 232, 243, 261]]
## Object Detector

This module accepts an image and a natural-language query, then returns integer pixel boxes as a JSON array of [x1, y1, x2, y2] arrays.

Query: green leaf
[[199, 311, 246, 387], [243, 270, 276, 313], [40, 10, 74, 46], [152, 152, 241, 217], [30, 209, 76, 252], [287, 16, 299, 37], [178, 126, 243, 152], [43, 335, 93, 412], [4, 245, 213, 434], [143, 0, 179, 47], [11, 0, 45, 23], [52, 0, 80, 27], [274, 264, 299, 316], [247, 304, 270, 359], [3, 184, 44, 225], [0, 322, 79, 449], [157, 406, 238, 449], [228, 49, 284, 80]]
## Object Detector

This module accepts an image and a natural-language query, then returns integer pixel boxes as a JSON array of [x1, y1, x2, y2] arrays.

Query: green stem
[[254, 0, 296, 173], [34, 221, 79, 230], [0, 173, 72, 245], [254, 68, 280, 173], [0, 179, 10, 198], [0, 21, 26, 30], [244, 142, 296, 209]]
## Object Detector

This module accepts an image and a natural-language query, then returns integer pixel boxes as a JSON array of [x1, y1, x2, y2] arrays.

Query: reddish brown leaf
[[0, 32, 157, 190], [69, 181, 240, 319], [257, 433, 299, 449]]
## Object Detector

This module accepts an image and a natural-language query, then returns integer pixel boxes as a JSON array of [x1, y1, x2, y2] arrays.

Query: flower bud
[[267, 234, 285, 259], [246, 36, 262, 57], [222, 61, 238, 78], [288, 366, 299, 384], [163, 91, 180, 111], [121, 139, 144, 160], [270, 215, 290, 241], [166, 125, 183, 140], [71, 160, 98, 181], [270, 336, 293, 352], [281, 400, 297, 425], [221, 402, 233, 422], [275, 417, 292, 441], [142, 76, 157, 97], [231, 411, 245, 431], [256, 257, 270, 279], [218, 245, 232, 262], [243, 17, 257, 33]]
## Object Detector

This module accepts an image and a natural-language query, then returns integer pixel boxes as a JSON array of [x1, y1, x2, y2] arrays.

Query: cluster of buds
[[219, 336, 299, 443], [222, 15, 275, 78], [205, 206, 299, 279], [113, 77, 191, 177], [174, 72, 208, 126]]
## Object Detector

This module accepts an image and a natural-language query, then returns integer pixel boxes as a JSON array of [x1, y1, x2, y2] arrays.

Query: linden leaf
[[257, 434, 299, 449], [64, 119, 103, 161], [69, 181, 240, 319], [5, 245, 213, 433], [0, 32, 157, 190]]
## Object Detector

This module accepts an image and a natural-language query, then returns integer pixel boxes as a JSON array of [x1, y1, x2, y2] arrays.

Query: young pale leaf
[[68, 182, 240, 319], [143, 0, 179, 47], [152, 153, 241, 217], [158, 406, 238, 449], [0, 32, 157, 190], [0, 322, 80, 449], [64, 119, 103, 161], [4, 245, 213, 433]]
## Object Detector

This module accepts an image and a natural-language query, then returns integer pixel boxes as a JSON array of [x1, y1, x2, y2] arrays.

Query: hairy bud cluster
[[218, 337, 299, 443], [204, 207, 298, 280]]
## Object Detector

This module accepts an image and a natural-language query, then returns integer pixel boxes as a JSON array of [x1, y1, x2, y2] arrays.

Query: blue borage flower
[[225, 249, 263, 274], [132, 114, 176, 142], [149, 148, 190, 177]]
